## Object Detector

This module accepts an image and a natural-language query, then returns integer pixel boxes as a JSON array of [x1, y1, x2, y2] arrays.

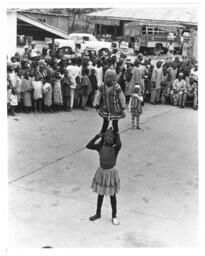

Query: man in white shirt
[[95, 60, 103, 88], [66, 58, 81, 110]]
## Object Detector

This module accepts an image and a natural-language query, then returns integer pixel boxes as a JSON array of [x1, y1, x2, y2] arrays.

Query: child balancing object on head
[[94, 69, 126, 135], [128, 84, 143, 129], [86, 128, 122, 225]]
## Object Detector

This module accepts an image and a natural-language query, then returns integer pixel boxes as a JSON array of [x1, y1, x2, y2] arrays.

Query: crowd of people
[[7, 42, 198, 117]]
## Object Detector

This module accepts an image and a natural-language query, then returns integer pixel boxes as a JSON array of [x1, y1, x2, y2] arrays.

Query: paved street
[[8, 104, 198, 248]]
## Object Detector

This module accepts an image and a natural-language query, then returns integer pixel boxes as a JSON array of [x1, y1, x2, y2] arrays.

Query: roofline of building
[[88, 15, 197, 26], [17, 13, 70, 39], [19, 10, 70, 17]]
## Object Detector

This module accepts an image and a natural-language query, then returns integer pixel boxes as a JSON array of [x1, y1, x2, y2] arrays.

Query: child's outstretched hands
[[95, 133, 103, 139]]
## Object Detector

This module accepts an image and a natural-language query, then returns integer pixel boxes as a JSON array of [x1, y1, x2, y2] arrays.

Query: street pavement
[[8, 103, 198, 248]]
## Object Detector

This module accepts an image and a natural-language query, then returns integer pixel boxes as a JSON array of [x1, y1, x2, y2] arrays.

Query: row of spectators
[[7, 43, 198, 116]]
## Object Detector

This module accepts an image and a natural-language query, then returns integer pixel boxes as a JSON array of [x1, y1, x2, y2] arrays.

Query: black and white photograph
[[2, 0, 204, 253]]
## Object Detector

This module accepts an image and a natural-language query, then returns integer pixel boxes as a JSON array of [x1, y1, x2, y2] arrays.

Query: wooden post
[[51, 37, 55, 59]]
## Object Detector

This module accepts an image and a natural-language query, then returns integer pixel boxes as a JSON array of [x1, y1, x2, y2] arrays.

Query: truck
[[53, 33, 112, 56], [124, 22, 184, 55]]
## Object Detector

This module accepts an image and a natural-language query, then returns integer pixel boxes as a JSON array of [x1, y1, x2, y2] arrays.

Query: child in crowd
[[42, 76, 53, 112], [61, 69, 74, 111], [32, 72, 43, 113], [21, 70, 33, 113], [16, 69, 23, 112], [129, 85, 143, 129], [94, 69, 126, 135], [53, 71, 63, 112], [86, 128, 122, 225], [75, 76, 82, 108], [88, 68, 98, 107], [7, 74, 12, 115], [80, 69, 92, 110], [10, 87, 18, 116]]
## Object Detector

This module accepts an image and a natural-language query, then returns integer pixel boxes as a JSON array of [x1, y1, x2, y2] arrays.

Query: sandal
[[112, 217, 120, 225], [89, 214, 101, 221]]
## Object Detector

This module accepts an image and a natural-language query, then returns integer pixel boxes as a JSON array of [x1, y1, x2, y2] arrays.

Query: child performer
[[128, 85, 143, 129], [86, 128, 122, 225], [94, 69, 126, 135]]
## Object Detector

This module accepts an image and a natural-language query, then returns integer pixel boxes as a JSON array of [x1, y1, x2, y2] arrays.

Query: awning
[[17, 13, 69, 40]]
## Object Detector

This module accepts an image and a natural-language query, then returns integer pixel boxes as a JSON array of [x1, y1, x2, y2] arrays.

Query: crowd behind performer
[[94, 69, 126, 135], [129, 85, 143, 129], [86, 128, 122, 225], [7, 43, 198, 116]]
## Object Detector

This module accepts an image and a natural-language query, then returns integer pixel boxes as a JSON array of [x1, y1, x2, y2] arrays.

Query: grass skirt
[[91, 166, 120, 196]]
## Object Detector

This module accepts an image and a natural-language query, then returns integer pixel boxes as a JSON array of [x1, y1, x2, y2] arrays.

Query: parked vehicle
[[125, 22, 184, 55], [52, 33, 112, 56], [138, 25, 183, 55], [53, 39, 76, 54]]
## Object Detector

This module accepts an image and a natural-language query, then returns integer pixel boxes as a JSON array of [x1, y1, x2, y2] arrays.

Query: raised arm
[[114, 133, 122, 155], [86, 134, 103, 151]]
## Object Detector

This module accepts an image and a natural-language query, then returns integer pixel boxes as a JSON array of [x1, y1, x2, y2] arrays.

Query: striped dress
[[95, 83, 126, 120]]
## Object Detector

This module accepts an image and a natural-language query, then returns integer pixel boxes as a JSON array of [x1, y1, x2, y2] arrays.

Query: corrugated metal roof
[[87, 8, 197, 25]]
